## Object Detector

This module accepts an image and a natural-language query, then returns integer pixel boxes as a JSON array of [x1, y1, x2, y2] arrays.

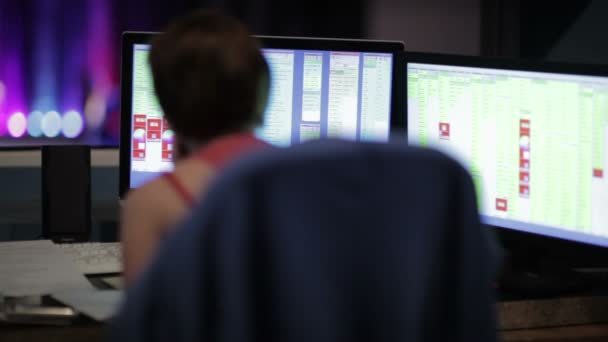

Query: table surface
[[3, 291, 608, 341], [502, 324, 608, 342], [0, 323, 106, 342], [3, 323, 608, 342]]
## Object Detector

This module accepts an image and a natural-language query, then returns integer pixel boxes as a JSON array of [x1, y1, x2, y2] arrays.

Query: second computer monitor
[[119, 33, 404, 197], [255, 36, 403, 146], [406, 52, 608, 247]]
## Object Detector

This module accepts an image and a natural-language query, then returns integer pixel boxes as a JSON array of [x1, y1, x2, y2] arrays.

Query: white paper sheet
[[0, 240, 93, 297], [51, 289, 123, 321]]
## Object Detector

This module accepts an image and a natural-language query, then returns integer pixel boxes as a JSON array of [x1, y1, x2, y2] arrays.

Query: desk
[[0, 274, 118, 342], [3, 292, 608, 341], [499, 296, 608, 330], [3, 322, 608, 342], [502, 324, 608, 341], [1, 323, 106, 342]]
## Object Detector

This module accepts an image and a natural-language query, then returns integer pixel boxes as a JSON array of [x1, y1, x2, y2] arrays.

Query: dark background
[[0, 0, 604, 147]]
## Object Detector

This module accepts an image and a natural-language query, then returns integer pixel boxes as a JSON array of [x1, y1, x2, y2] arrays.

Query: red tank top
[[163, 132, 269, 207]]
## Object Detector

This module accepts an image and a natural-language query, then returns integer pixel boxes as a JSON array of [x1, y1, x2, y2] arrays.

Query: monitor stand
[[498, 248, 592, 299]]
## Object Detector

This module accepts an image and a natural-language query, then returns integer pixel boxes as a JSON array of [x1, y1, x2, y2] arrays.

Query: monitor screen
[[128, 43, 395, 189], [407, 59, 608, 247]]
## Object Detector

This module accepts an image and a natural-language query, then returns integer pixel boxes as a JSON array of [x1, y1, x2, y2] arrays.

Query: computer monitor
[[119, 33, 404, 198], [406, 52, 608, 250]]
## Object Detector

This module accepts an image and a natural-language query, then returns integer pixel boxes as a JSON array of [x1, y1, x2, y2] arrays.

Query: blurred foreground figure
[[120, 9, 271, 284], [113, 139, 499, 342]]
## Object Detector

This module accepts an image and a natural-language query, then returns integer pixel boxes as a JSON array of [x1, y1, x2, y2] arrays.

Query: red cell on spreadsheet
[[133, 150, 146, 160], [132, 138, 146, 151], [519, 185, 530, 197], [161, 117, 174, 158], [496, 198, 508, 212], [520, 149, 530, 160], [147, 118, 162, 141], [134, 114, 147, 129], [162, 141, 173, 152], [147, 130, 161, 140], [594, 169, 604, 178], [520, 171, 530, 183], [439, 122, 450, 139], [520, 119, 530, 135], [147, 118, 162, 131], [520, 159, 530, 170]]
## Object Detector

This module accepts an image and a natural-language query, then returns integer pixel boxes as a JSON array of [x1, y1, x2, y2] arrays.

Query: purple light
[[1, 51, 27, 137], [7, 112, 27, 138], [83, 0, 115, 133], [162, 130, 174, 141], [32, 0, 57, 111], [0, 82, 5, 107], [1, 9, 28, 138], [61, 2, 86, 117], [87, 0, 114, 90], [0, 113, 7, 137], [0, 82, 5, 137], [0, 1, 123, 143]]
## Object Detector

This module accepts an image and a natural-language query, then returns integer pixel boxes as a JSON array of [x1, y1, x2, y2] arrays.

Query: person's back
[[120, 10, 271, 284], [112, 140, 500, 342]]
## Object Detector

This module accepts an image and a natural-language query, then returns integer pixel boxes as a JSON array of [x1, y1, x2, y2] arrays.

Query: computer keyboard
[[57, 242, 122, 275]]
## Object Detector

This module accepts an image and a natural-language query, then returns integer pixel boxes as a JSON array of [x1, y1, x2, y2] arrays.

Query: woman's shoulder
[[171, 157, 216, 191], [123, 175, 175, 214], [128, 161, 214, 209]]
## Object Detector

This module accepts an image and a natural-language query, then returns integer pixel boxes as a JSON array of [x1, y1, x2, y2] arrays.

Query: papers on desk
[[100, 275, 124, 289], [0, 240, 93, 297], [51, 289, 123, 321]]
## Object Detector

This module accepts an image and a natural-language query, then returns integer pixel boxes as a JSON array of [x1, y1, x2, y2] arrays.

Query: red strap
[[165, 132, 269, 207], [163, 172, 196, 207], [198, 133, 269, 169]]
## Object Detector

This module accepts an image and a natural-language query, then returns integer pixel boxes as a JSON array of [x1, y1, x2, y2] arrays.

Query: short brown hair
[[149, 10, 270, 144]]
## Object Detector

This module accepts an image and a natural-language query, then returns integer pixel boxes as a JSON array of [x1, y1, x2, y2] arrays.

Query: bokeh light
[[7, 112, 27, 138], [84, 93, 108, 131], [27, 111, 44, 137], [0, 1, 120, 145], [133, 128, 146, 140], [41, 110, 62, 138], [162, 130, 174, 141], [62, 110, 84, 138]]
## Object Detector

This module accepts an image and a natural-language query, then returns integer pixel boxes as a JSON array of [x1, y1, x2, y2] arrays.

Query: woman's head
[[149, 10, 270, 147]]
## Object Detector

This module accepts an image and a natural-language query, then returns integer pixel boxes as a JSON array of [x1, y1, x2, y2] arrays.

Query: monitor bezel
[[405, 51, 608, 261], [119, 32, 405, 199], [119, 32, 155, 199]]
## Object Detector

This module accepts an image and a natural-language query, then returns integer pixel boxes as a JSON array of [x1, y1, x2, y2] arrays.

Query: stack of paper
[[0, 240, 93, 297], [51, 289, 123, 321]]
